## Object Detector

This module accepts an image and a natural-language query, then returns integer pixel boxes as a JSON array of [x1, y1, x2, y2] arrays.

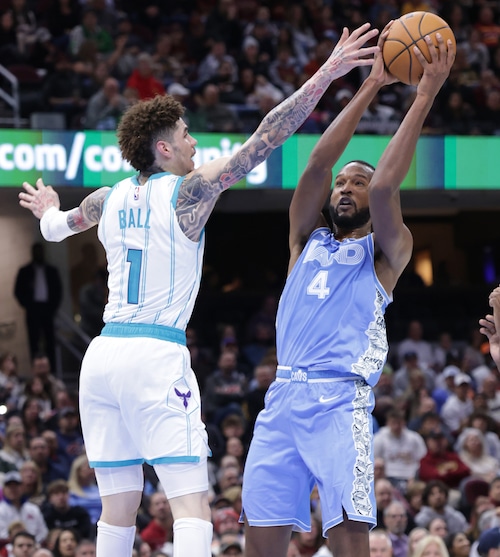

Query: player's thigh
[[154, 459, 210, 521]]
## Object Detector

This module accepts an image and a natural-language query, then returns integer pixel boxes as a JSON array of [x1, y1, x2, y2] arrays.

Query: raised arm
[[369, 34, 455, 289], [19, 178, 109, 242], [480, 286, 500, 369], [176, 23, 380, 238], [289, 23, 396, 266]]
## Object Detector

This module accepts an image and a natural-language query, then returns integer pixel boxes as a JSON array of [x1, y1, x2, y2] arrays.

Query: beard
[[329, 205, 371, 231]]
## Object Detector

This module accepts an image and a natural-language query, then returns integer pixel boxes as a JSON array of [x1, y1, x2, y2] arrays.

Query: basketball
[[382, 11, 456, 86]]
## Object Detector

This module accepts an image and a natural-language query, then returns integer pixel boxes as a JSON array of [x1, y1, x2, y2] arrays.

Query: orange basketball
[[382, 11, 456, 86]]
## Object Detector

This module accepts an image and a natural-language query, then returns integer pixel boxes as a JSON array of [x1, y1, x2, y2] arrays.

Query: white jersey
[[98, 172, 205, 330]]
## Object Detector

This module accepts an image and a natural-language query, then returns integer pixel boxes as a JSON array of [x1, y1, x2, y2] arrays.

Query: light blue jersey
[[276, 227, 392, 387], [97, 172, 205, 330]]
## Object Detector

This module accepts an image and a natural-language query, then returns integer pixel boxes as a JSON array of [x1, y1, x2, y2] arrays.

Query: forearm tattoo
[[67, 188, 109, 231]]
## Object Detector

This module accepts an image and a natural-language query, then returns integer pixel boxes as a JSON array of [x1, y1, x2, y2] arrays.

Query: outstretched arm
[[176, 23, 380, 240], [480, 286, 500, 369], [369, 33, 455, 291], [288, 23, 397, 268], [19, 178, 109, 242]]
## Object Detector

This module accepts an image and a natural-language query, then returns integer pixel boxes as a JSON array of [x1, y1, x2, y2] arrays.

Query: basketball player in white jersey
[[18, 24, 381, 557], [242, 31, 455, 557]]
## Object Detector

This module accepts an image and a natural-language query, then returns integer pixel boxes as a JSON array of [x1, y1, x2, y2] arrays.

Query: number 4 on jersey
[[306, 270, 330, 299]]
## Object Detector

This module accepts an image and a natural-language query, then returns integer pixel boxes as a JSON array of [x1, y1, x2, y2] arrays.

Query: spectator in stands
[[10, 530, 37, 557], [243, 363, 275, 434], [383, 501, 409, 557], [68, 8, 113, 58], [455, 427, 499, 482], [139, 492, 173, 551], [406, 527, 429, 557], [19, 460, 45, 507], [356, 93, 400, 134], [210, 60, 246, 105], [0, 423, 29, 469], [19, 398, 45, 441], [125, 53, 165, 101], [393, 351, 435, 399], [75, 539, 95, 557], [427, 516, 449, 540], [419, 429, 471, 490], [42, 479, 91, 541], [84, 77, 129, 130], [189, 82, 242, 133], [467, 412, 500, 460], [369, 528, 393, 557], [202, 349, 247, 424], [406, 481, 427, 520], [0, 471, 48, 544], [447, 530, 471, 557], [41, 50, 88, 129], [414, 480, 469, 535], [0, 352, 23, 413], [18, 379, 53, 423], [441, 373, 475, 437], [238, 36, 269, 81], [52, 528, 78, 557], [28, 436, 68, 487], [150, 33, 183, 86], [284, 3, 317, 68], [0, 8, 20, 65], [474, 6, 500, 60], [397, 320, 435, 370], [67, 455, 101, 528], [197, 39, 238, 86], [375, 478, 415, 532], [374, 408, 427, 494], [53, 407, 83, 467]]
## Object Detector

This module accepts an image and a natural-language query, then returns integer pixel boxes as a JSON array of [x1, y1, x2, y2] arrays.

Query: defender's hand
[[325, 23, 380, 79], [19, 178, 60, 219]]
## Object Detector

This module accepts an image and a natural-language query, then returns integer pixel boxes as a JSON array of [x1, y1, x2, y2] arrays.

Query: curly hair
[[117, 94, 185, 172]]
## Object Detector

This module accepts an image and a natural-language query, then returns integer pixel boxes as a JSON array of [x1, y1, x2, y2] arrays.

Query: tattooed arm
[[19, 178, 109, 241], [176, 23, 380, 242]]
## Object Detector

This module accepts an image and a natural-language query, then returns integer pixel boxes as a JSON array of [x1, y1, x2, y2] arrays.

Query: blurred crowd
[[0, 0, 500, 134], [2, 287, 500, 555]]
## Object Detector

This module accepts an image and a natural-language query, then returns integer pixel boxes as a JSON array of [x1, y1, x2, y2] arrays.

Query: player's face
[[170, 118, 197, 174], [329, 162, 373, 230]]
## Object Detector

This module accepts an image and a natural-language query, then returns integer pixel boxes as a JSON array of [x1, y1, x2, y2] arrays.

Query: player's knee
[[101, 492, 142, 526], [169, 491, 211, 522]]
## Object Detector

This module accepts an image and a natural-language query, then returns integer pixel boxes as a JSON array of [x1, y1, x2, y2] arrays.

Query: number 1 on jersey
[[307, 270, 330, 299], [126, 248, 142, 304]]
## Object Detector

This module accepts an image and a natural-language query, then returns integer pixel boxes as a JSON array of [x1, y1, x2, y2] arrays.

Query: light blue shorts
[[242, 367, 376, 537], [79, 323, 208, 469]]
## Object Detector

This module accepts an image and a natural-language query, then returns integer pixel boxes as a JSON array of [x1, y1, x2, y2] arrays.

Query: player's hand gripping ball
[[382, 11, 456, 85]]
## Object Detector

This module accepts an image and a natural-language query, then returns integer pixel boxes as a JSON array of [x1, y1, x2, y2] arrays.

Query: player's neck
[[333, 224, 371, 241]]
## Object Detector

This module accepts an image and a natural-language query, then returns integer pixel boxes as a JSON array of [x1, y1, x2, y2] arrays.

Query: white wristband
[[40, 206, 77, 242]]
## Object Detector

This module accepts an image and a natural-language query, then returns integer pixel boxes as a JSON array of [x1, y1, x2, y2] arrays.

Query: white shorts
[[79, 326, 208, 469]]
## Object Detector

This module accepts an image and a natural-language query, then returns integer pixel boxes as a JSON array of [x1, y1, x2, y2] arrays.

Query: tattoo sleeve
[[67, 187, 109, 232]]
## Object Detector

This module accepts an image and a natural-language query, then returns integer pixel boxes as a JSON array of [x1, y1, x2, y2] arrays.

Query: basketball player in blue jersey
[[17, 24, 381, 557], [242, 30, 456, 557]]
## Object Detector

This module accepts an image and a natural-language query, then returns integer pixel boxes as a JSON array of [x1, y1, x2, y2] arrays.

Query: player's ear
[[156, 140, 173, 159]]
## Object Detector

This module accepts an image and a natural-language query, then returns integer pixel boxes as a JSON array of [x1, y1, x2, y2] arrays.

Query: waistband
[[101, 322, 186, 345], [276, 365, 362, 383]]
